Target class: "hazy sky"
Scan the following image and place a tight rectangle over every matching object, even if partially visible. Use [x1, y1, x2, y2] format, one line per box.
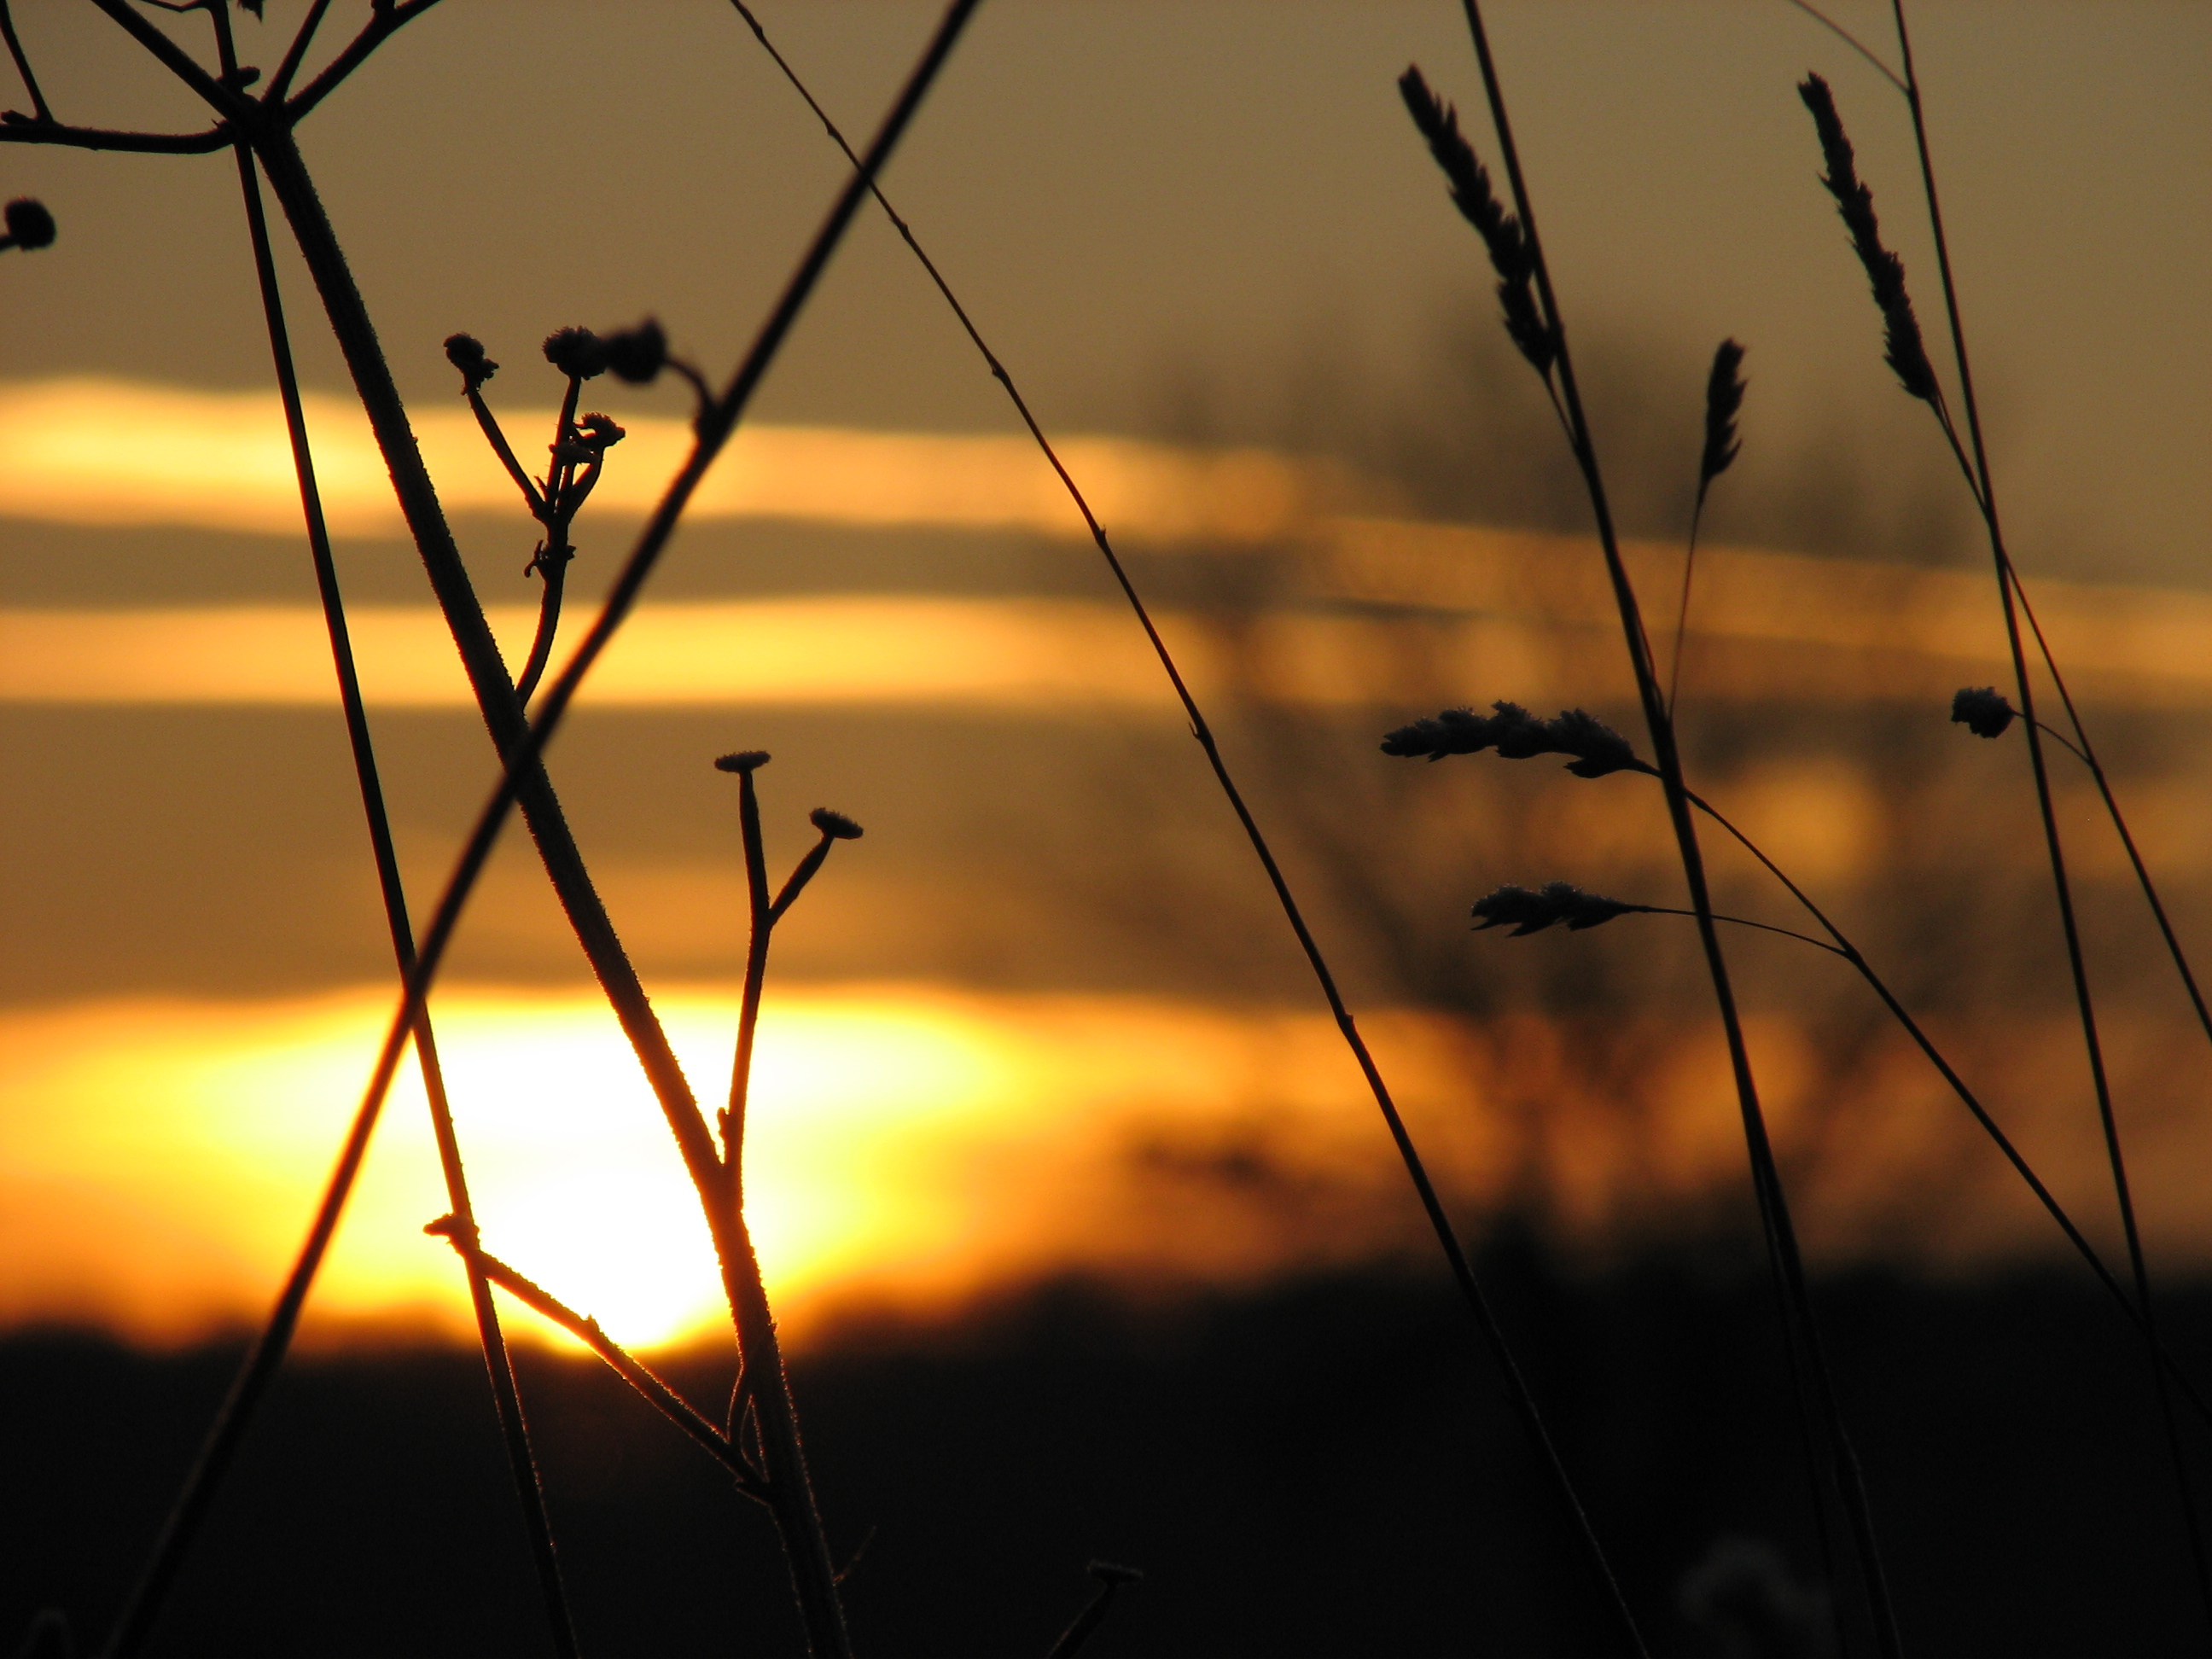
[3, 2, 2211, 1336]
[0, 0, 2205, 582]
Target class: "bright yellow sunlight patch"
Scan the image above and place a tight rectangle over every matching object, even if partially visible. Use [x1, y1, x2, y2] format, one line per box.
[0, 984, 1493, 1352]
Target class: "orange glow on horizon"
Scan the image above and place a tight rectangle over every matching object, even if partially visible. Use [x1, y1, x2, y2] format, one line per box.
[0, 983, 1494, 1353]
[4, 981, 2204, 1356]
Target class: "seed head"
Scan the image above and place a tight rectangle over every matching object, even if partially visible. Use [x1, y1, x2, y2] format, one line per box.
[810, 807, 864, 841]
[1547, 707, 1648, 778]
[1698, 339, 1747, 496]
[603, 319, 667, 385]
[1380, 705, 1499, 760]
[714, 749, 771, 774]
[443, 332, 497, 391]
[3, 197, 56, 252]
[1472, 881, 1640, 936]
[1381, 701, 1650, 777]
[1950, 686, 2016, 739]
[1087, 1561, 1145, 1586]
[1797, 74, 1941, 405]
[543, 327, 608, 380]
[1398, 66, 1553, 376]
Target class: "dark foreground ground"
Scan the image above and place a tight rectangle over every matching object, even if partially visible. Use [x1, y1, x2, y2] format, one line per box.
[7, 1237, 2211, 1657]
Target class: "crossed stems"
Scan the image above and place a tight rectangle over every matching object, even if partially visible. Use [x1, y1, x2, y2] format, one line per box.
[422, 777, 859, 1511]
[1422, 5, 1891, 1647]
[1802, 3, 2212, 1621]
[1481, 747, 2212, 1426]
[29, 2, 981, 1654]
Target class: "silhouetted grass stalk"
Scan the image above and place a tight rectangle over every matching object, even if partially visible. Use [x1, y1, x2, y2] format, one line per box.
[713, 9, 1644, 1647]
[1420, 5, 1900, 1648]
[1797, 6, 2212, 1620]
[1387, 699, 2212, 1423]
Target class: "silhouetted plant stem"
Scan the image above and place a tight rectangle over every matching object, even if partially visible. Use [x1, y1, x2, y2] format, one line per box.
[204, 12, 976, 1653]
[0, 0, 50, 124]
[1042, 1562, 1144, 1659]
[222, 72, 582, 1659]
[1680, 789, 2212, 1414]
[718, 11, 1644, 1645]
[1875, 0, 2212, 1624]
[727, 765, 774, 1185]
[2027, 715, 2212, 1050]
[87, 5, 975, 1652]
[447, 1238, 767, 1494]
[247, 119, 724, 1196]
[1441, 3, 1900, 1648]
[102, 60, 573, 1659]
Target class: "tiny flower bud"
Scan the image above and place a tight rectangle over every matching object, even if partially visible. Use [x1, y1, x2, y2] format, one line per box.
[603, 319, 667, 385]
[1950, 686, 2016, 740]
[715, 749, 771, 773]
[810, 807, 864, 841]
[543, 327, 609, 380]
[443, 332, 498, 389]
[3, 198, 56, 252]
[575, 413, 626, 449]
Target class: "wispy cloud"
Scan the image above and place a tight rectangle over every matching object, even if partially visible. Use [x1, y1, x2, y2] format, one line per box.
[0, 377, 1355, 543]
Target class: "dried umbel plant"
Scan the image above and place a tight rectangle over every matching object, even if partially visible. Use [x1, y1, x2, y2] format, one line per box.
[443, 321, 682, 703]
[1, 3, 987, 1653]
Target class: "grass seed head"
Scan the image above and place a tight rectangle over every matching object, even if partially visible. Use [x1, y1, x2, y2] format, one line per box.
[810, 807, 864, 841]
[1796, 74, 1941, 405]
[1473, 881, 1639, 936]
[1951, 686, 2017, 739]
[715, 749, 771, 774]
[1699, 339, 1747, 492]
[1397, 66, 1554, 375]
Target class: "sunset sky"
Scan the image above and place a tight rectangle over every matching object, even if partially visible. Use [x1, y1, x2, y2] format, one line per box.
[2, 0, 2208, 1355]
